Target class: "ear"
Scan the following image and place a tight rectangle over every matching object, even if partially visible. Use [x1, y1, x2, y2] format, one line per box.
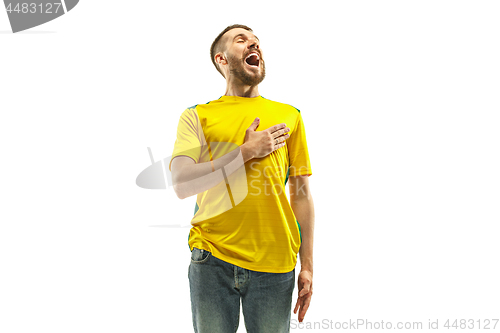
[215, 53, 227, 66]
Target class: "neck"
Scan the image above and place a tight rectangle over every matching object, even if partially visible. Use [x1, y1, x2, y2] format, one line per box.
[224, 79, 260, 97]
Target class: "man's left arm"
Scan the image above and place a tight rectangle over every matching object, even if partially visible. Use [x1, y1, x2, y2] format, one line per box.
[289, 175, 314, 323]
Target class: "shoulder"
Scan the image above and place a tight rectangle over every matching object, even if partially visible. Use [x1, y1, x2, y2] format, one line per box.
[181, 98, 213, 115]
[184, 95, 218, 109]
[178, 105, 202, 125]
[261, 96, 301, 114]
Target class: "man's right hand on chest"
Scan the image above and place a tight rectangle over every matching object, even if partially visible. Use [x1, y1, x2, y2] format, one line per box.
[241, 117, 290, 161]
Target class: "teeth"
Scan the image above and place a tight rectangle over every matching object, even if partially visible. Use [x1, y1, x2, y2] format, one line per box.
[246, 52, 260, 60]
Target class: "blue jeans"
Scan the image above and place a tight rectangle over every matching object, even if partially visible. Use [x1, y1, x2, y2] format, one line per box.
[188, 247, 295, 333]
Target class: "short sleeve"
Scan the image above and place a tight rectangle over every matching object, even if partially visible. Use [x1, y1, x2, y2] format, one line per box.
[168, 107, 205, 171]
[287, 111, 312, 177]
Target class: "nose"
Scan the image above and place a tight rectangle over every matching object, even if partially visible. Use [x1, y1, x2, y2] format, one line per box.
[249, 39, 259, 50]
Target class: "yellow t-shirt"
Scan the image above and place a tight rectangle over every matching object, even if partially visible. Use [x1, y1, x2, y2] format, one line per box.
[169, 95, 312, 273]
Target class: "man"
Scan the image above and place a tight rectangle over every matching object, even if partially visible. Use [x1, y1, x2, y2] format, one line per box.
[169, 24, 314, 332]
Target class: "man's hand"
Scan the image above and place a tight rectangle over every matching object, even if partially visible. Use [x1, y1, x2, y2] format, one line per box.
[242, 118, 290, 159]
[294, 270, 313, 322]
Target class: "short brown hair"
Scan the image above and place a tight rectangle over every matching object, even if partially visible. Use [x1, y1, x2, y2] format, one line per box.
[210, 24, 253, 78]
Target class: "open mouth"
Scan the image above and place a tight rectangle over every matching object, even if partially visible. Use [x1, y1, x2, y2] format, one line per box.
[245, 52, 260, 67]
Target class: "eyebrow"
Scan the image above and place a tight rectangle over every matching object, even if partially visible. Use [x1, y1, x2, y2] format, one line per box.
[233, 33, 259, 42]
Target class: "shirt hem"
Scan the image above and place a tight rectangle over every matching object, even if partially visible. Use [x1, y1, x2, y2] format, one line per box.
[289, 169, 312, 177]
[191, 244, 297, 273]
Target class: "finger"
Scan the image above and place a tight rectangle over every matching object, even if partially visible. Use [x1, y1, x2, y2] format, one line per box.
[274, 134, 289, 145]
[299, 305, 307, 322]
[272, 126, 290, 139]
[273, 142, 286, 151]
[266, 123, 287, 135]
[247, 117, 260, 131]
[293, 298, 300, 314]
[299, 297, 311, 321]
[281, 134, 291, 141]
[294, 297, 302, 314]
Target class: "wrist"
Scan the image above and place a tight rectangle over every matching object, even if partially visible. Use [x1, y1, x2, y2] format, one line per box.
[240, 143, 255, 163]
[301, 266, 313, 275]
[300, 260, 313, 275]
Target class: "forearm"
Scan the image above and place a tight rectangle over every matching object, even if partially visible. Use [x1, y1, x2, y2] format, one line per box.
[291, 196, 315, 274]
[175, 143, 255, 199]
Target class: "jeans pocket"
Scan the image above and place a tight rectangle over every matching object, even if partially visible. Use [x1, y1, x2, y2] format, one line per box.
[190, 247, 211, 264]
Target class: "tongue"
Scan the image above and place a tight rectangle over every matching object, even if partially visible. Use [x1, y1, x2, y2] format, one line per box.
[246, 54, 259, 66]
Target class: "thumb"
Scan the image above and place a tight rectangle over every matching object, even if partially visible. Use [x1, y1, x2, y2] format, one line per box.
[247, 117, 260, 131]
[299, 281, 311, 297]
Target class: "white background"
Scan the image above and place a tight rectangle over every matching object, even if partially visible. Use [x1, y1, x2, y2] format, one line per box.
[1, 1, 499, 332]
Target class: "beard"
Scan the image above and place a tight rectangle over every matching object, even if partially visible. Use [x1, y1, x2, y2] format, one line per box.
[227, 52, 266, 86]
